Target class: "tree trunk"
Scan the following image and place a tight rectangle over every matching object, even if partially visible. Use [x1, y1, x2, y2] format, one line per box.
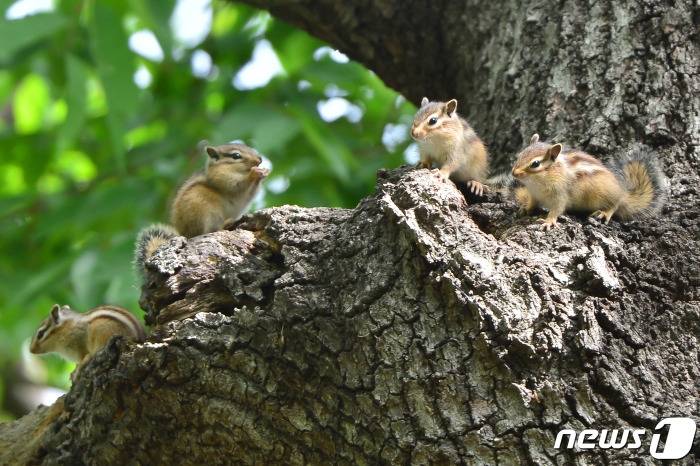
[240, 0, 699, 179]
[2, 0, 698, 464]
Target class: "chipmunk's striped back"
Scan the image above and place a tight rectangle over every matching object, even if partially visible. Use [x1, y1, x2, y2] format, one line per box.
[561, 151, 606, 176]
[30, 304, 145, 367]
[87, 305, 146, 341]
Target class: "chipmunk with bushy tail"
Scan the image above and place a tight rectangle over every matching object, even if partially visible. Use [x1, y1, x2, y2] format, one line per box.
[511, 134, 667, 230]
[410, 97, 489, 195]
[30, 304, 145, 379]
[134, 142, 269, 274]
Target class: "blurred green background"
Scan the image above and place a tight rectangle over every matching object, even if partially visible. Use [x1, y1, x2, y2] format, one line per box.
[0, 0, 417, 418]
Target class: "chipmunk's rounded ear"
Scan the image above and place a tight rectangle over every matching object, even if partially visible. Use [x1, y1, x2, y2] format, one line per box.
[420, 97, 429, 107]
[445, 99, 458, 116]
[547, 143, 562, 160]
[50, 304, 61, 323]
[206, 146, 220, 160]
[529, 133, 540, 145]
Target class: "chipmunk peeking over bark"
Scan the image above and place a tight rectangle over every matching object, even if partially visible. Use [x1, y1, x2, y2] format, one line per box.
[411, 97, 489, 195]
[30, 304, 145, 380]
[511, 134, 666, 230]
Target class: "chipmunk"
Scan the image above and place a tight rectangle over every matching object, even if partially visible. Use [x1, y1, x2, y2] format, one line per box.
[30, 304, 145, 379]
[172, 142, 269, 237]
[411, 97, 489, 195]
[134, 142, 269, 274]
[511, 133, 666, 230]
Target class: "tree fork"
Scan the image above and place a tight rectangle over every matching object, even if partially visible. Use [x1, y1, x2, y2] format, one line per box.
[1, 167, 698, 464]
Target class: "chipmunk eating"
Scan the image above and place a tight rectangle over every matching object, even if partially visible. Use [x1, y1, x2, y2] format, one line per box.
[171, 142, 269, 238]
[134, 142, 269, 275]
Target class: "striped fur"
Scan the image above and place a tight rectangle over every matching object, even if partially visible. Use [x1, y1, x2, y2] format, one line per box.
[30, 304, 145, 364]
[171, 143, 266, 238]
[410, 97, 489, 192]
[86, 305, 146, 342]
[511, 134, 667, 228]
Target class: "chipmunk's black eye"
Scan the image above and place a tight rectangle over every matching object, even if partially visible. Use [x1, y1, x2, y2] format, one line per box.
[36, 328, 46, 340]
[530, 160, 541, 169]
[428, 117, 438, 126]
[227, 152, 242, 159]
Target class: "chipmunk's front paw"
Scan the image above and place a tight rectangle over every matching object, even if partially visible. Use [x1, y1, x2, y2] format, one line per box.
[590, 210, 613, 224]
[467, 180, 486, 196]
[538, 218, 558, 231]
[250, 167, 270, 180]
[432, 169, 450, 183]
[416, 160, 431, 169]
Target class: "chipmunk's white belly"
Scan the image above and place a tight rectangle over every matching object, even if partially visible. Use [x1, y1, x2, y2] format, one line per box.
[417, 140, 436, 161]
[222, 196, 251, 221]
[58, 345, 84, 363]
[222, 184, 261, 221]
[524, 180, 560, 211]
[418, 140, 464, 167]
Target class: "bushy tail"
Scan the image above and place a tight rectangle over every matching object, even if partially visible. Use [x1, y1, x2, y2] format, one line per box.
[134, 224, 178, 276]
[485, 171, 515, 188]
[612, 148, 667, 218]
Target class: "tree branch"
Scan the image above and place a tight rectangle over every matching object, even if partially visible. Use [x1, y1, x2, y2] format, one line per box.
[4, 168, 698, 464]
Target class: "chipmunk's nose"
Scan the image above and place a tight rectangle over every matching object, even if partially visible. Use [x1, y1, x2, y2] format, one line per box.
[254, 156, 262, 166]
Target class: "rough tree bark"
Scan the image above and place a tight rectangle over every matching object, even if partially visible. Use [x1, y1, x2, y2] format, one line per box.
[1, 0, 698, 464]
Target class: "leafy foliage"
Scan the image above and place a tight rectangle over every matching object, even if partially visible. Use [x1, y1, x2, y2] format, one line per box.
[0, 0, 415, 407]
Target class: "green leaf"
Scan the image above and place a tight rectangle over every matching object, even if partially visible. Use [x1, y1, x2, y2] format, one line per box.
[56, 55, 88, 154]
[89, 2, 139, 170]
[70, 249, 99, 308]
[275, 30, 318, 75]
[0, 0, 15, 13]
[0, 13, 68, 64]
[13, 74, 50, 134]
[211, 4, 240, 37]
[294, 111, 358, 183]
[0, 164, 27, 195]
[128, 0, 175, 58]
[55, 149, 97, 183]
[0, 70, 14, 104]
[251, 112, 300, 155]
[7, 255, 73, 308]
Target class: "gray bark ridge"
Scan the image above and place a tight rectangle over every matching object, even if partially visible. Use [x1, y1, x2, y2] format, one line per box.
[3, 167, 698, 465]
